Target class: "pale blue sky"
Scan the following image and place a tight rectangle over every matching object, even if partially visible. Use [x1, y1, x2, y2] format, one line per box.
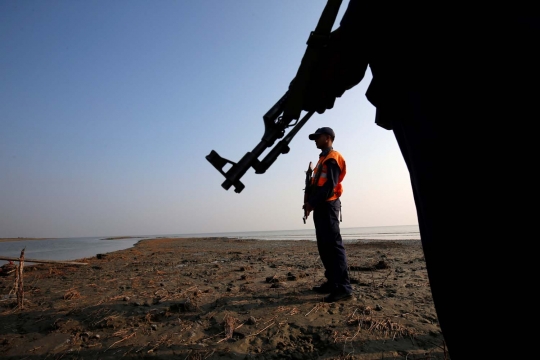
[0, 1, 418, 238]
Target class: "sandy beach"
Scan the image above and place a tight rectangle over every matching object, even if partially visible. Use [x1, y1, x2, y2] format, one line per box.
[0, 237, 447, 359]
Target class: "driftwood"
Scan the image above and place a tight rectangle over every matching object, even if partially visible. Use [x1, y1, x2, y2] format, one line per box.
[0, 256, 88, 265]
[15, 248, 25, 309]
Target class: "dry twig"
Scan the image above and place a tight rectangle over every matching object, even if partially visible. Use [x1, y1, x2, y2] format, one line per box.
[247, 322, 275, 337]
[305, 303, 322, 316]
[106, 331, 136, 350]
[147, 334, 171, 353]
[379, 269, 394, 287]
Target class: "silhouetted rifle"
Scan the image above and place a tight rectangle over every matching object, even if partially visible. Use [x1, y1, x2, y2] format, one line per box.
[303, 161, 314, 224]
[206, 0, 343, 193]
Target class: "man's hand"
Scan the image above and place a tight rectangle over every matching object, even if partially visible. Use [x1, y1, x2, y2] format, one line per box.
[293, 27, 369, 114]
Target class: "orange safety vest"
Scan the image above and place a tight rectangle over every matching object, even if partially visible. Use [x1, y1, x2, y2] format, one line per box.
[311, 150, 346, 201]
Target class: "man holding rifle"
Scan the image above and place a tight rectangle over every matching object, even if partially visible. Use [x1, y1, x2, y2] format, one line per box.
[292, 1, 538, 359]
[303, 127, 352, 303]
[207, 1, 537, 357]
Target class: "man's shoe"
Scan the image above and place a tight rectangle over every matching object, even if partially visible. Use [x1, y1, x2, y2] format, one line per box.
[312, 282, 334, 294]
[323, 290, 353, 303]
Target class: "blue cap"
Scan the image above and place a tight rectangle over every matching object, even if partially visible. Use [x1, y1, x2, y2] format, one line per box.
[309, 127, 335, 140]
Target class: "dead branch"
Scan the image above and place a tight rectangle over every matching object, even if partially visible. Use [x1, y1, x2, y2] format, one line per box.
[15, 248, 25, 309]
[0, 256, 87, 265]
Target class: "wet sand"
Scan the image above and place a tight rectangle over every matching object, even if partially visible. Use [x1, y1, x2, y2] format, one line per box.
[0, 237, 447, 359]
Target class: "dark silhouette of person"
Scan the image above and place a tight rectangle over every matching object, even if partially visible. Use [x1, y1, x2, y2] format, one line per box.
[295, 1, 539, 358]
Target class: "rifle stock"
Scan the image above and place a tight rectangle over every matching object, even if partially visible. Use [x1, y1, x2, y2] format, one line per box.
[206, 0, 342, 193]
[303, 161, 314, 223]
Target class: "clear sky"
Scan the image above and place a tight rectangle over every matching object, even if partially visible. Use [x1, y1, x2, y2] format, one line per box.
[0, 1, 418, 238]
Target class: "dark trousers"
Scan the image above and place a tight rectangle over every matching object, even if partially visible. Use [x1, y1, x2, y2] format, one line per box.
[313, 198, 352, 293]
[387, 21, 538, 358]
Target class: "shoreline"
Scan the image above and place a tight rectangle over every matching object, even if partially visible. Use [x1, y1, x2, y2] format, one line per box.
[0, 237, 443, 359]
[0, 237, 422, 264]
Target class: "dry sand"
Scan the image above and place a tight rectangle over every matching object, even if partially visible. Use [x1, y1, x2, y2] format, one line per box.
[0, 237, 448, 359]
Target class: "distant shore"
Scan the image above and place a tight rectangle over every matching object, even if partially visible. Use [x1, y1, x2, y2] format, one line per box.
[100, 236, 142, 240]
[0, 237, 57, 243]
[0, 236, 147, 243]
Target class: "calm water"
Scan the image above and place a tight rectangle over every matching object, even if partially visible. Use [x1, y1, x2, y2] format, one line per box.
[167, 225, 420, 242]
[0, 237, 145, 266]
[0, 225, 419, 266]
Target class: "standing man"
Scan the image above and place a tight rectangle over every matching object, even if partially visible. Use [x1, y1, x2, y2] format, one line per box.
[303, 127, 352, 303]
[292, 3, 538, 357]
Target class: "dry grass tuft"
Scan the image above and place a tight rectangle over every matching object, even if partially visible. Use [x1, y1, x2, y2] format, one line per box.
[48, 267, 65, 276]
[63, 288, 81, 300]
[347, 315, 416, 339]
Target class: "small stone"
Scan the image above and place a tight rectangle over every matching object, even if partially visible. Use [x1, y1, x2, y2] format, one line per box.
[287, 274, 297, 281]
[374, 260, 390, 269]
[151, 324, 158, 331]
[123, 296, 130, 301]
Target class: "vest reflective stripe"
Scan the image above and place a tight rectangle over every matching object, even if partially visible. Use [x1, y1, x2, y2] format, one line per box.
[311, 150, 346, 201]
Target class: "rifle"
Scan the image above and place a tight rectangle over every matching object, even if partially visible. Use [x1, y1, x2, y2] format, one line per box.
[206, 0, 343, 193]
[303, 161, 314, 223]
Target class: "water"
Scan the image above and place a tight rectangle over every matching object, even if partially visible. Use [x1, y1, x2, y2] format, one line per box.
[0, 225, 419, 265]
[0, 237, 145, 266]
[167, 225, 420, 242]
